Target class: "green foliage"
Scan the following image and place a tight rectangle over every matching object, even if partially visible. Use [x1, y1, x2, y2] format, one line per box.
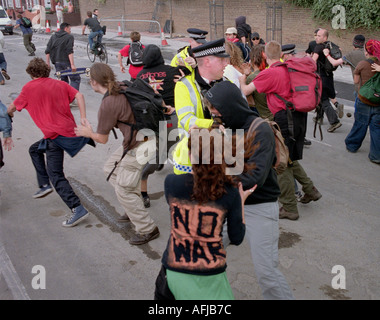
[286, 0, 380, 30]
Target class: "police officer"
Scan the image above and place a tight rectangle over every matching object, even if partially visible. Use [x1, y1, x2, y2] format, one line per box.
[170, 28, 208, 73]
[172, 38, 230, 175]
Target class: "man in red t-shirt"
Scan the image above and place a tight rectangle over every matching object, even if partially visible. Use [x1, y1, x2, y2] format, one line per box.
[8, 58, 90, 228]
[240, 41, 321, 221]
[117, 31, 145, 80]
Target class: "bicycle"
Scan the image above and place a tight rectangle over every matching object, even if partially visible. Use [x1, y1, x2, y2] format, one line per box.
[87, 36, 108, 64]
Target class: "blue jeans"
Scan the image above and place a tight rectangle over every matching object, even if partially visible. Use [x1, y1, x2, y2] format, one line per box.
[345, 97, 380, 162]
[89, 30, 103, 50]
[29, 139, 81, 209]
[55, 62, 81, 91]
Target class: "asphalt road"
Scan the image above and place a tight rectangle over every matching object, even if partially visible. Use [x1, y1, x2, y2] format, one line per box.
[0, 32, 379, 301]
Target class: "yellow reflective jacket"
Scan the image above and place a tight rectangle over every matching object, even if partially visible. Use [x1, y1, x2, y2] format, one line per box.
[170, 46, 193, 73]
[172, 71, 213, 174]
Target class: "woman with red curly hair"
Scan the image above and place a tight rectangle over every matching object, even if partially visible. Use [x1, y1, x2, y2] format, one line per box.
[155, 129, 256, 300]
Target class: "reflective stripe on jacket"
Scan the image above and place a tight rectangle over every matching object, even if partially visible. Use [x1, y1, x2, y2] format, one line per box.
[172, 72, 213, 174]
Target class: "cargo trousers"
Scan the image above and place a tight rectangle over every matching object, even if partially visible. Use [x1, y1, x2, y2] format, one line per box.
[103, 140, 157, 235]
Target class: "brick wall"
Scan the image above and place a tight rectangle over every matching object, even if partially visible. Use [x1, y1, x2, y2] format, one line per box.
[78, 0, 380, 53]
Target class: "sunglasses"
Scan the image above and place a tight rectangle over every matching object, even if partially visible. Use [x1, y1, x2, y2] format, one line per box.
[252, 37, 259, 40]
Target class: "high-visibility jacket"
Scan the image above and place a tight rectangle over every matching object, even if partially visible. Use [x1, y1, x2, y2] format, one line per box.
[172, 71, 213, 174]
[170, 46, 193, 73]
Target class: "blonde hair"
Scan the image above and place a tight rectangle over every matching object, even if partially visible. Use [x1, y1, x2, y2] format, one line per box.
[265, 40, 281, 60]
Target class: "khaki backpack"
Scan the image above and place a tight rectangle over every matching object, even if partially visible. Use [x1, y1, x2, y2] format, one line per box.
[248, 117, 289, 174]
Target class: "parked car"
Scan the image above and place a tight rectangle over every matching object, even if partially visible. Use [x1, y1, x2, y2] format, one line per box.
[0, 6, 13, 35]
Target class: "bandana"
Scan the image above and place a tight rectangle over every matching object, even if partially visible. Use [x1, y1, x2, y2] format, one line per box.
[365, 39, 380, 60]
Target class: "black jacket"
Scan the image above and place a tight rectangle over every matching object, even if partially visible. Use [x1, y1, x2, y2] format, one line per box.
[205, 81, 280, 204]
[136, 44, 181, 107]
[235, 16, 252, 46]
[45, 30, 74, 64]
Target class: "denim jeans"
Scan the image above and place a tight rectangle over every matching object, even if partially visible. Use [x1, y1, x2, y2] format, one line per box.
[345, 97, 380, 162]
[29, 139, 81, 209]
[55, 62, 81, 91]
[89, 30, 103, 50]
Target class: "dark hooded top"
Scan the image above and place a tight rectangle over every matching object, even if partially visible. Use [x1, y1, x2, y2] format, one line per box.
[205, 81, 280, 204]
[45, 30, 74, 64]
[235, 16, 252, 45]
[137, 44, 181, 107]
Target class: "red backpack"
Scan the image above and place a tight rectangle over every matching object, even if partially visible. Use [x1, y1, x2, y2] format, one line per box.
[275, 57, 322, 112]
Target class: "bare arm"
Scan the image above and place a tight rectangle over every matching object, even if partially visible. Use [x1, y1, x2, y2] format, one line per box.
[74, 119, 109, 144]
[118, 53, 126, 73]
[68, 53, 76, 72]
[75, 92, 86, 123]
[323, 48, 343, 67]
[239, 74, 257, 96]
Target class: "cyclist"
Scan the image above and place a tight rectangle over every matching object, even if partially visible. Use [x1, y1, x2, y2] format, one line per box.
[82, 11, 103, 54]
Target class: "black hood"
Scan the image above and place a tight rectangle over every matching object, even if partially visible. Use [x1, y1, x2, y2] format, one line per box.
[235, 16, 252, 34]
[142, 44, 164, 68]
[204, 81, 255, 129]
[55, 30, 70, 38]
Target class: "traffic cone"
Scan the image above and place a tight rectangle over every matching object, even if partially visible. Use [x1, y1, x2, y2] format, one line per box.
[45, 20, 51, 33]
[56, 21, 60, 32]
[117, 22, 122, 36]
[161, 29, 168, 46]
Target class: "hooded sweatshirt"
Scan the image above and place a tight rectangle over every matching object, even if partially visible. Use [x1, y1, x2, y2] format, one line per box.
[45, 30, 74, 64]
[137, 44, 181, 107]
[205, 81, 280, 205]
[235, 16, 252, 45]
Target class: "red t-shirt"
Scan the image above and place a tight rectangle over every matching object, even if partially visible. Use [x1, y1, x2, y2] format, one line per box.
[14, 77, 78, 139]
[119, 43, 145, 79]
[253, 61, 292, 115]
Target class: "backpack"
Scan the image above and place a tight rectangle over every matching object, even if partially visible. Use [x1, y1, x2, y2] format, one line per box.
[248, 117, 289, 175]
[106, 78, 165, 181]
[275, 57, 322, 113]
[358, 60, 380, 106]
[21, 17, 32, 28]
[323, 41, 342, 73]
[128, 41, 144, 67]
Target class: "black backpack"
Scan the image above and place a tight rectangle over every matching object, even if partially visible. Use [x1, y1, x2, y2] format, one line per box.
[21, 17, 32, 28]
[106, 78, 165, 181]
[128, 41, 144, 67]
[323, 41, 342, 73]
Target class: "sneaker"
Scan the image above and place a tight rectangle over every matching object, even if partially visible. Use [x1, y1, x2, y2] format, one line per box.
[300, 186, 322, 204]
[327, 122, 342, 133]
[304, 138, 312, 147]
[336, 103, 344, 118]
[129, 226, 160, 245]
[33, 184, 53, 199]
[1, 69, 10, 80]
[28, 52, 35, 56]
[117, 213, 130, 222]
[279, 207, 299, 221]
[62, 204, 89, 227]
[143, 195, 151, 208]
